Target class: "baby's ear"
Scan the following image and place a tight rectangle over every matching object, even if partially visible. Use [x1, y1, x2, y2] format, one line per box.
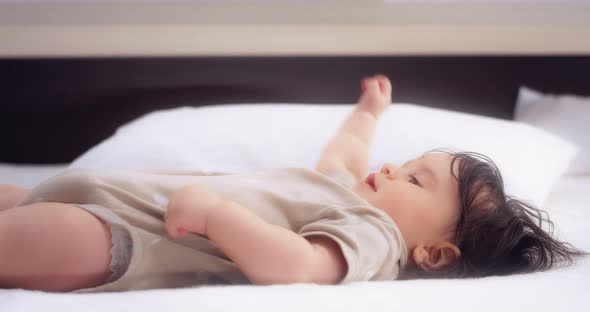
[413, 242, 461, 272]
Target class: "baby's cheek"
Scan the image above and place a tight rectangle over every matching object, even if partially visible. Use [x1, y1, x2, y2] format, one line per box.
[375, 191, 395, 211]
[393, 195, 425, 225]
[378, 192, 406, 219]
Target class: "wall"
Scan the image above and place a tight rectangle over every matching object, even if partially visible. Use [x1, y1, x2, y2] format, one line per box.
[0, 0, 589, 57]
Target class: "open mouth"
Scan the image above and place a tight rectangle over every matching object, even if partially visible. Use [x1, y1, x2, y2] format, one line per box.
[365, 173, 377, 192]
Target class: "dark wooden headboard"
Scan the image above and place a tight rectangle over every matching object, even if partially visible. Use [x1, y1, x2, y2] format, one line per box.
[1, 55, 589, 164]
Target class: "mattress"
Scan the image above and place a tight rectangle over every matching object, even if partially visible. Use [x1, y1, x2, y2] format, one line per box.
[0, 164, 588, 312]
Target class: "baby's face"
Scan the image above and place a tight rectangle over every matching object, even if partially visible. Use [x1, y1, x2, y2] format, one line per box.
[352, 153, 461, 250]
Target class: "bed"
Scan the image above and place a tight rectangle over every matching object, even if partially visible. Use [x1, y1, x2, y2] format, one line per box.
[0, 55, 589, 311]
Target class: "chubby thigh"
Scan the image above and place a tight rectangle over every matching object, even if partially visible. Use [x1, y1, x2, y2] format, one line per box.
[0, 202, 113, 292]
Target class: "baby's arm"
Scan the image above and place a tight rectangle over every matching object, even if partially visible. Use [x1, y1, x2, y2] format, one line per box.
[164, 185, 347, 285]
[316, 75, 392, 181]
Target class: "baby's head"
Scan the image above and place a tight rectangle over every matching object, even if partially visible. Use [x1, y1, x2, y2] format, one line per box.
[352, 149, 586, 278]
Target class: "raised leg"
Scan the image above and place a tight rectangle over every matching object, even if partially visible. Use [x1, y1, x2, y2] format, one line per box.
[0, 202, 113, 292]
[0, 184, 30, 212]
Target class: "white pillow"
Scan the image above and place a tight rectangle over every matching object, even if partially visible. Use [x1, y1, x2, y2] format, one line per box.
[516, 87, 590, 175]
[71, 103, 578, 208]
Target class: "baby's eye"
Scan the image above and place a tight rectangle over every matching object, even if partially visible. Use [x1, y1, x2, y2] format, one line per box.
[409, 175, 421, 187]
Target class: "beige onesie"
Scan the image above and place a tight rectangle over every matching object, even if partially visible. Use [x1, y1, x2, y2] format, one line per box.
[16, 167, 407, 292]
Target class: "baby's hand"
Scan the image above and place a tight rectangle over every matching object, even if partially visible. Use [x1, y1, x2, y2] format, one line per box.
[357, 74, 392, 118]
[164, 184, 222, 238]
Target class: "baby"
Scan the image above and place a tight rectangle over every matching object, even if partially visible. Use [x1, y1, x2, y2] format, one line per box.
[0, 75, 584, 293]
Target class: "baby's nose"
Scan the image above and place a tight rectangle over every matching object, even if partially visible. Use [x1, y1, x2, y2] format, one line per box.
[381, 163, 398, 178]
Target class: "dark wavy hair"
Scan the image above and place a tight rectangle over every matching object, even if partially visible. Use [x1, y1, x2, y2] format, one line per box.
[417, 149, 587, 278]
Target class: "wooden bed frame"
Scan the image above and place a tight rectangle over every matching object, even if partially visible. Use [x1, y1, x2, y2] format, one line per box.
[1, 55, 589, 164]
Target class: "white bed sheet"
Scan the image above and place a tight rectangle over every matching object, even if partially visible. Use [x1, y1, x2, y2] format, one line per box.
[0, 164, 588, 312]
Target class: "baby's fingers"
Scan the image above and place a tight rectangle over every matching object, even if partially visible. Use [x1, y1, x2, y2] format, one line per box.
[361, 77, 381, 95]
[166, 222, 187, 239]
[374, 74, 392, 98]
[164, 212, 187, 238]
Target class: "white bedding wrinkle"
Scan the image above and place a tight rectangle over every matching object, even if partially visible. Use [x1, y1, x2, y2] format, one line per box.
[1, 258, 588, 312]
[0, 163, 68, 188]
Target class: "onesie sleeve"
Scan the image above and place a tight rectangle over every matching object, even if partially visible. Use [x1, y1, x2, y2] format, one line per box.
[298, 207, 407, 283]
